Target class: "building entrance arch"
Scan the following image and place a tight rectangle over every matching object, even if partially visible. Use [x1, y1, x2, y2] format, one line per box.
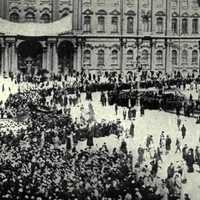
[58, 41, 74, 75]
[18, 40, 43, 74]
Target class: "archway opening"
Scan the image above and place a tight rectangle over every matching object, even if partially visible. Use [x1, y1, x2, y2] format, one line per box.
[58, 41, 74, 75]
[18, 40, 43, 74]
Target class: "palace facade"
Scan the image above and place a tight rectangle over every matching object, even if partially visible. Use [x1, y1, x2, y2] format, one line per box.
[0, 0, 200, 75]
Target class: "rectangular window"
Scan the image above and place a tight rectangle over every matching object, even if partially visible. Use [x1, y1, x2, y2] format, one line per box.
[192, 18, 198, 34]
[98, 17, 105, 32]
[172, 18, 178, 34]
[111, 17, 118, 33]
[157, 18, 163, 33]
[182, 19, 188, 34]
[84, 16, 91, 32]
[127, 17, 134, 33]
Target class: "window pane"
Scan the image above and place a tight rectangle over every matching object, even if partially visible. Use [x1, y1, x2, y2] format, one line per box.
[182, 19, 188, 34]
[172, 50, 177, 65]
[172, 18, 177, 34]
[192, 19, 198, 33]
[98, 17, 105, 32]
[127, 17, 134, 33]
[112, 17, 118, 33]
[192, 50, 198, 64]
[98, 50, 104, 65]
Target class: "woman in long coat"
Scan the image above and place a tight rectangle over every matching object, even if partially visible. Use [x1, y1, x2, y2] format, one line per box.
[87, 121, 96, 147]
[186, 148, 195, 173]
[129, 122, 135, 137]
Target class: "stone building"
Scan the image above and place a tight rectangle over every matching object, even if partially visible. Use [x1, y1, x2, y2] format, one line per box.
[0, 0, 200, 76]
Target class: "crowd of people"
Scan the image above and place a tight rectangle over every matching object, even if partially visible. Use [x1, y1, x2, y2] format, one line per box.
[0, 71, 200, 199]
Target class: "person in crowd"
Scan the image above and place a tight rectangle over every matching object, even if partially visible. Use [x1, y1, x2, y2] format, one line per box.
[123, 108, 127, 120]
[185, 148, 195, 173]
[0, 71, 198, 200]
[177, 117, 181, 130]
[181, 124, 186, 139]
[115, 104, 118, 116]
[129, 122, 135, 138]
[182, 144, 188, 161]
[165, 135, 172, 154]
[175, 138, 181, 153]
[167, 163, 175, 179]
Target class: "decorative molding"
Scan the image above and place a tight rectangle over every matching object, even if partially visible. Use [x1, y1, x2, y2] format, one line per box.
[82, 9, 94, 15]
[40, 7, 51, 14]
[109, 9, 120, 15]
[125, 10, 136, 16]
[155, 11, 165, 16]
[96, 9, 107, 15]
[192, 13, 200, 17]
[24, 7, 37, 13]
[181, 12, 189, 17]
[9, 7, 21, 13]
[172, 12, 179, 17]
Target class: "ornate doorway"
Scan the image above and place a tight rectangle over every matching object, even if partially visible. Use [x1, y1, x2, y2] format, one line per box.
[58, 41, 74, 74]
[18, 41, 43, 74]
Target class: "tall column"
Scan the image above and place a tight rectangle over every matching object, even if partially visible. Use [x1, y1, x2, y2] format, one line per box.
[4, 42, 9, 74]
[46, 43, 51, 72]
[8, 41, 17, 73]
[76, 38, 84, 73]
[150, 39, 153, 71]
[74, 43, 82, 72]
[42, 47, 47, 70]
[52, 42, 58, 74]
[1, 46, 5, 74]
[13, 45, 18, 74]
[166, 40, 172, 73]
[120, 38, 127, 73]
[151, 40, 156, 71]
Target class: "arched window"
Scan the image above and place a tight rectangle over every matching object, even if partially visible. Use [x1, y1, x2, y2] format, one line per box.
[25, 12, 35, 22]
[182, 50, 188, 64]
[192, 50, 198, 65]
[156, 50, 163, 65]
[84, 16, 91, 32]
[127, 17, 134, 33]
[98, 50, 105, 65]
[98, 16, 105, 32]
[111, 50, 118, 65]
[127, 49, 134, 65]
[111, 17, 118, 33]
[41, 13, 50, 23]
[182, 18, 188, 34]
[172, 18, 178, 34]
[83, 50, 91, 65]
[157, 18, 163, 33]
[192, 18, 198, 34]
[172, 50, 178, 65]
[142, 50, 149, 64]
[10, 13, 19, 22]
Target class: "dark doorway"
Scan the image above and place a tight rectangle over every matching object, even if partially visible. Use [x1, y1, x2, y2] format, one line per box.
[18, 41, 43, 74]
[58, 41, 74, 74]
